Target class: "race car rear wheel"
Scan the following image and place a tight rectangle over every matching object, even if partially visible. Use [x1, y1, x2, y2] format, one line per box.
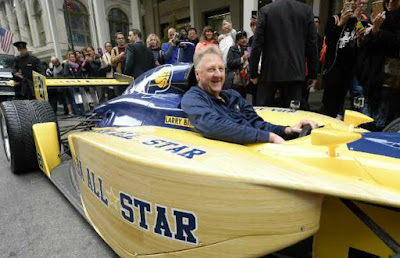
[0, 100, 57, 174]
[383, 118, 400, 133]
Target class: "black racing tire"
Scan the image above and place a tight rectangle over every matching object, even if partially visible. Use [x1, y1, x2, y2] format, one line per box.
[0, 100, 57, 174]
[383, 118, 400, 133]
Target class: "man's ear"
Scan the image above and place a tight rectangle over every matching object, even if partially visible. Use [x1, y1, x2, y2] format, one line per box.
[195, 69, 200, 82]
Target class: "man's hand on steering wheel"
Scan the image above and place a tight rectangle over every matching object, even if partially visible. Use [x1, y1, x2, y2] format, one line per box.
[284, 120, 319, 136]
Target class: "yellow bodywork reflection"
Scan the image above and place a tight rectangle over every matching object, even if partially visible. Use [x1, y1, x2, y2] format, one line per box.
[33, 122, 61, 177]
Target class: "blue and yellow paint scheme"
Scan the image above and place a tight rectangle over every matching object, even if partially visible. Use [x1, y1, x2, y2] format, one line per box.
[29, 63, 400, 257]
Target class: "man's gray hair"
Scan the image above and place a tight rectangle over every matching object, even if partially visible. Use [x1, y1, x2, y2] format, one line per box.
[194, 46, 223, 71]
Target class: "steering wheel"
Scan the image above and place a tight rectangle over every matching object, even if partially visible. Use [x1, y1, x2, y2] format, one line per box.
[298, 125, 312, 138]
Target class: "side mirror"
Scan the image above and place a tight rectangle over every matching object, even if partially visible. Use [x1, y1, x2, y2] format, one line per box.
[311, 128, 361, 157]
[344, 110, 374, 127]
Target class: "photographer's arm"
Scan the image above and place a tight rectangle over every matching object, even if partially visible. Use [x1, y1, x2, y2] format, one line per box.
[163, 42, 176, 62]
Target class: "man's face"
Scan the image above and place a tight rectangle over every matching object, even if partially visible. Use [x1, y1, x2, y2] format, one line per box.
[51, 59, 59, 66]
[128, 31, 137, 43]
[116, 34, 125, 46]
[168, 29, 176, 40]
[18, 48, 28, 56]
[356, 0, 368, 13]
[387, 0, 400, 11]
[196, 53, 225, 97]
[188, 29, 198, 40]
[314, 17, 320, 31]
[222, 21, 232, 33]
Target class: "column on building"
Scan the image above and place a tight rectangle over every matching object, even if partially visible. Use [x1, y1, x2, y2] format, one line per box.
[25, 0, 40, 47]
[130, 0, 142, 32]
[92, 0, 109, 49]
[15, 0, 32, 46]
[142, 0, 157, 37]
[87, 0, 98, 49]
[4, 0, 21, 41]
[152, 0, 161, 36]
[43, 0, 61, 58]
[313, 0, 321, 16]
[189, 0, 195, 28]
[0, 2, 8, 30]
[37, 0, 52, 46]
[52, 0, 69, 58]
[243, 0, 258, 38]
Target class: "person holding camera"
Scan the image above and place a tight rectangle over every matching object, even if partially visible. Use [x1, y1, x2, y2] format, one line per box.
[359, 0, 400, 129]
[321, 0, 368, 119]
[82, 46, 101, 78]
[162, 27, 180, 64]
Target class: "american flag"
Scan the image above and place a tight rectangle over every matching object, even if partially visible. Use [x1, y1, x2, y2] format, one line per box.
[0, 27, 13, 53]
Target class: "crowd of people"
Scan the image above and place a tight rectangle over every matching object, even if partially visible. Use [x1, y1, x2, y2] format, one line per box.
[11, 0, 400, 129]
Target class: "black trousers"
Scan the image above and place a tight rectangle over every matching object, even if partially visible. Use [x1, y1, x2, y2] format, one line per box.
[322, 65, 353, 117]
[256, 81, 304, 108]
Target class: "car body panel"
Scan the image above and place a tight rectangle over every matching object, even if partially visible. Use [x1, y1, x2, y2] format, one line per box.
[314, 197, 400, 258]
[68, 127, 323, 257]
[32, 122, 61, 177]
[26, 62, 400, 257]
[348, 132, 400, 159]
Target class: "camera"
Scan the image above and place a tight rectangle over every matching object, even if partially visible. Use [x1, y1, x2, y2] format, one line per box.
[173, 32, 185, 45]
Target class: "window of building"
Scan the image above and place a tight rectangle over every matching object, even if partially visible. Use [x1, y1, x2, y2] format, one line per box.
[34, 0, 46, 46]
[108, 8, 129, 45]
[63, 0, 92, 49]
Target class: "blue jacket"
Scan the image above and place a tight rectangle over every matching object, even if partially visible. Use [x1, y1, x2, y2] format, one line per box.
[162, 42, 179, 64]
[181, 86, 287, 144]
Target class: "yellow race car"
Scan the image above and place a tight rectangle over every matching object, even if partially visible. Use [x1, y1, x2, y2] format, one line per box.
[1, 64, 400, 257]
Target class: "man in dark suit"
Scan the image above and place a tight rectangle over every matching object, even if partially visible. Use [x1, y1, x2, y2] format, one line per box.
[249, 0, 318, 108]
[124, 29, 155, 78]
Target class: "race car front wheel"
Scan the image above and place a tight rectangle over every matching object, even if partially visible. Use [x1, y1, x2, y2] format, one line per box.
[383, 118, 400, 133]
[0, 100, 57, 174]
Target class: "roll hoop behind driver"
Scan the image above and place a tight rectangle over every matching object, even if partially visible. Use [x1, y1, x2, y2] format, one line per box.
[181, 46, 318, 144]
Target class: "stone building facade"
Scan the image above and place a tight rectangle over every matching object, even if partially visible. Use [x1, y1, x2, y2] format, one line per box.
[0, 0, 340, 61]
